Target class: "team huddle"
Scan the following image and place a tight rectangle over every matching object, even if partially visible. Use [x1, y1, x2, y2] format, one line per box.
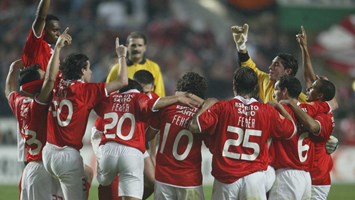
[5, 1, 339, 200]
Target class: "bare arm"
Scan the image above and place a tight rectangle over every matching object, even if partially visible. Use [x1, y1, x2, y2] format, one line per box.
[189, 98, 218, 133]
[296, 26, 316, 88]
[105, 37, 128, 93]
[268, 101, 293, 121]
[287, 101, 320, 134]
[5, 60, 24, 99]
[146, 127, 159, 143]
[37, 28, 71, 103]
[33, 0, 51, 37]
[153, 93, 204, 111]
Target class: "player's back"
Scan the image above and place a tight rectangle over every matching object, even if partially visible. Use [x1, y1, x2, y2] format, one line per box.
[270, 101, 330, 170]
[47, 79, 106, 150]
[152, 103, 203, 187]
[8, 92, 49, 162]
[95, 89, 154, 153]
[198, 96, 296, 183]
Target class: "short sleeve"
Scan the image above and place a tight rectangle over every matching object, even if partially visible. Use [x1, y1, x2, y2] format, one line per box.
[314, 113, 334, 140]
[197, 103, 220, 135]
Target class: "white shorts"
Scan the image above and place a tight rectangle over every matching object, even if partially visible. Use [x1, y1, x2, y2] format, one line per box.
[42, 143, 86, 200]
[20, 161, 62, 200]
[96, 142, 144, 199]
[212, 171, 267, 200]
[269, 168, 311, 200]
[154, 181, 204, 200]
[265, 165, 275, 192]
[311, 185, 330, 200]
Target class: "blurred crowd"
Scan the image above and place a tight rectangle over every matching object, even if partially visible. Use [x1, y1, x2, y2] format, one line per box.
[0, 0, 353, 145]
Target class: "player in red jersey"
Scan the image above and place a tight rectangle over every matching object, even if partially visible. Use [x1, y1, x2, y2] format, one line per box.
[133, 69, 158, 199]
[189, 67, 297, 200]
[93, 70, 158, 200]
[268, 76, 330, 200]
[145, 72, 207, 200]
[284, 78, 336, 200]
[22, 0, 61, 71]
[94, 78, 200, 200]
[42, 36, 128, 200]
[5, 29, 71, 200]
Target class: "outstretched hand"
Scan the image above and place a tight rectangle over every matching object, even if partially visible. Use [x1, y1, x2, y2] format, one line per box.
[296, 25, 308, 48]
[231, 23, 249, 51]
[56, 27, 72, 48]
[115, 37, 127, 58]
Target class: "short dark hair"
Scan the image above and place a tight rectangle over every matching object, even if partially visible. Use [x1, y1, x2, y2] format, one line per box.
[176, 72, 207, 99]
[19, 64, 41, 86]
[318, 79, 336, 101]
[233, 67, 258, 97]
[277, 53, 298, 76]
[45, 14, 59, 24]
[119, 79, 143, 93]
[126, 32, 147, 45]
[133, 70, 154, 85]
[278, 75, 302, 98]
[60, 53, 89, 80]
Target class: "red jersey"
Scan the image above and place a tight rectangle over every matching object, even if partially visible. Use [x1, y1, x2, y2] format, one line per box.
[94, 89, 158, 153]
[310, 113, 334, 185]
[197, 96, 296, 184]
[269, 101, 331, 171]
[47, 79, 107, 150]
[8, 92, 49, 162]
[22, 28, 52, 70]
[150, 103, 204, 187]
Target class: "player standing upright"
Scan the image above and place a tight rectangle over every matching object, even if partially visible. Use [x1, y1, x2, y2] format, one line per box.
[146, 72, 207, 200]
[42, 37, 128, 200]
[189, 67, 297, 200]
[5, 28, 71, 200]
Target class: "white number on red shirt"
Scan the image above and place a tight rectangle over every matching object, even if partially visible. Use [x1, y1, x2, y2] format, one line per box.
[24, 129, 42, 156]
[50, 100, 73, 127]
[103, 112, 135, 140]
[160, 123, 193, 161]
[298, 132, 310, 163]
[223, 126, 262, 161]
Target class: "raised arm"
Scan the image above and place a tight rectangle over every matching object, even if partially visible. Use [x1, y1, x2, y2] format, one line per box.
[37, 28, 71, 103]
[231, 24, 249, 54]
[105, 37, 128, 93]
[33, 0, 51, 37]
[296, 26, 316, 88]
[5, 60, 24, 99]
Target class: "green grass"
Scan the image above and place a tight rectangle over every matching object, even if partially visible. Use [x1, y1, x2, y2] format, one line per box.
[0, 184, 354, 200]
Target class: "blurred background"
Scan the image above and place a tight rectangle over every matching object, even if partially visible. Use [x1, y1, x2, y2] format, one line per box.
[0, 0, 354, 188]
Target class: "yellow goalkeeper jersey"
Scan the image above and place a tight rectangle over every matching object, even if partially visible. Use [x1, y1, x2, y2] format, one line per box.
[106, 58, 165, 97]
[241, 56, 306, 103]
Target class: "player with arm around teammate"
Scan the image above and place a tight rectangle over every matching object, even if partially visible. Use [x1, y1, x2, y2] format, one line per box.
[284, 78, 336, 200]
[42, 37, 128, 200]
[94, 78, 200, 200]
[5, 29, 71, 200]
[145, 72, 207, 200]
[189, 67, 297, 200]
